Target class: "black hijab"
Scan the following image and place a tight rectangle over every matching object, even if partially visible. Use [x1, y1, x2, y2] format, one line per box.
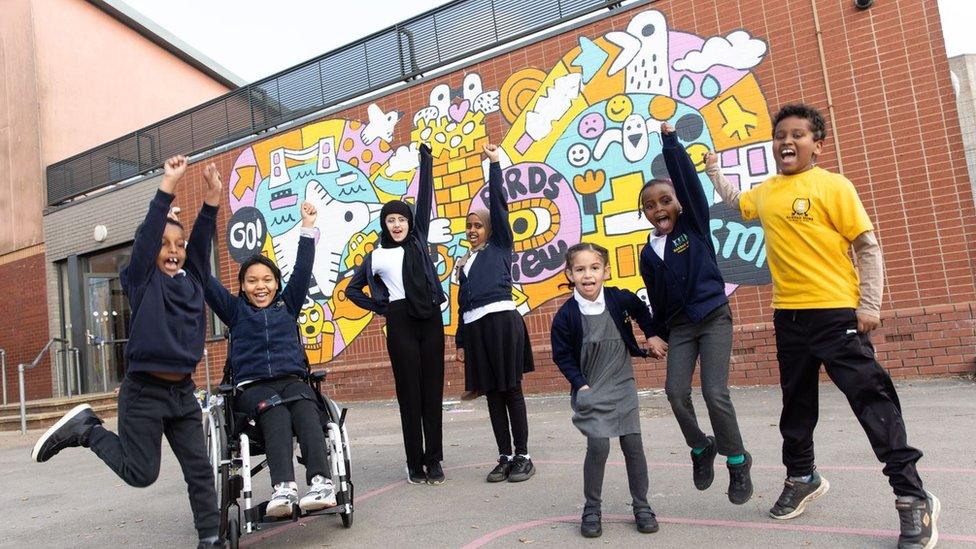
[380, 200, 434, 319]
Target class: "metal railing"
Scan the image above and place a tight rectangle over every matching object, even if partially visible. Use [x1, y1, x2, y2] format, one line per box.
[1, 348, 7, 406]
[46, 0, 619, 206]
[19, 338, 79, 434]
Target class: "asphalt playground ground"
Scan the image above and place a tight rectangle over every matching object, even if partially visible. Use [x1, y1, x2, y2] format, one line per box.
[2, 378, 975, 548]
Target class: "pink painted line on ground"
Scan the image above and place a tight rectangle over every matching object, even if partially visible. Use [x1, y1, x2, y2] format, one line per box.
[461, 514, 976, 548]
[242, 459, 975, 546]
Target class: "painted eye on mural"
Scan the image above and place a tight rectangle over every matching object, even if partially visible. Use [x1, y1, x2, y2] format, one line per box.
[642, 24, 655, 36]
[510, 206, 553, 244]
[298, 313, 308, 324]
[309, 309, 321, 323]
[345, 210, 353, 222]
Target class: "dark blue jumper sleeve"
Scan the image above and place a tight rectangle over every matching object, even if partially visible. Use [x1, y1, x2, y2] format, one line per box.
[281, 235, 315, 316]
[183, 203, 219, 284]
[661, 132, 711, 241]
[346, 259, 381, 314]
[413, 143, 434, 244]
[638, 255, 668, 340]
[486, 162, 513, 250]
[551, 309, 587, 391]
[204, 276, 238, 328]
[121, 189, 175, 291]
[622, 288, 655, 339]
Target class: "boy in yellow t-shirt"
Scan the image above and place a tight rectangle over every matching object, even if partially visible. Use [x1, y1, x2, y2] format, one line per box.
[707, 104, 938, 549]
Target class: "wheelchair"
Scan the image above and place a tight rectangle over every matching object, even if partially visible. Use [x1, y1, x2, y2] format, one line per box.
[201, 356, 354, 548]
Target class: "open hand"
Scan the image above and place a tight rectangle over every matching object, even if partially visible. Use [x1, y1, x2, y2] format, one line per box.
[300, 201, 318, 228]
[202, 162, 222, 206]
[483, 143, 500, 163]
[660, 122, 675, 135]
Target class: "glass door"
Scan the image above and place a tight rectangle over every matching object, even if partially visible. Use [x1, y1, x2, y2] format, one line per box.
[85, 275, 129, 393]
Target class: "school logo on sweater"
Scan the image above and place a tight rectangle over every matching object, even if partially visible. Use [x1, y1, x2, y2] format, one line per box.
[788, 197, 813, 223]
[671, 233, 690, 254]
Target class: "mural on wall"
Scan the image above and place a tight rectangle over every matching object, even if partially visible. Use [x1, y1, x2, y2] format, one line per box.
[225, 9, 774, 364]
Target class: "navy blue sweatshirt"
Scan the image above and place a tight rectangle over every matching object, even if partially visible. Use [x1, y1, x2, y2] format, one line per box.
[638, 133, 728, 341]
[121, 189, 217, 375]
[205, 234, 314, 384]
[455, 161, 513, 347]
[550, 286, 654, 393]
[347, 145, 446, 315]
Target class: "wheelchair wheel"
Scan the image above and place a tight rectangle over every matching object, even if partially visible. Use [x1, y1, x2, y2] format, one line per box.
[204, 404, 230, 537]
[340, 481, 354, 528]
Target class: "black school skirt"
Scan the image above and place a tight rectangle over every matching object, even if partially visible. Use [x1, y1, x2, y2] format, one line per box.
[463, 309, 535, 392]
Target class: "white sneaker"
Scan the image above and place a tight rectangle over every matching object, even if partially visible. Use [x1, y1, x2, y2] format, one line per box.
[299, 475, 337, 511]
[265, 482, 298, 518]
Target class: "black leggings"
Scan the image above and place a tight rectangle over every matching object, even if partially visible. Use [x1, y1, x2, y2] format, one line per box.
[385, 300, 445, 470]
[236, 377, 330, 486]
[485, 386, 529, 456]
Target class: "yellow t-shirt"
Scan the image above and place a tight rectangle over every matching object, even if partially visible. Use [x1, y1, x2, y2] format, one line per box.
[739, 167, 873, 309]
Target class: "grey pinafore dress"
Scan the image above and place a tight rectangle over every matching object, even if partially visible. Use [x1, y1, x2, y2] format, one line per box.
[571, 310, 642, 438]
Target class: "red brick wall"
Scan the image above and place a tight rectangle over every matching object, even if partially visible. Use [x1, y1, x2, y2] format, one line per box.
[172, 0, 976, 398]
[0, 252, 53, 400]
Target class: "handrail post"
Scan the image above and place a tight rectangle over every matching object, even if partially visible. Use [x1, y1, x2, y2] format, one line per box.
[203, 348, 211, 396]
[1, 348, 7, 406]
[72, 348, 81, 395]
[100, 341, 109, 393]
[18, 363, 26, 434]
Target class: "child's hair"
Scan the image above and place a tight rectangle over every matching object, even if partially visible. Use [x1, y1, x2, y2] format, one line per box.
[166, 219, 185, 231]
[561, 242, 611, 289]
[635, 178, 674, 217]
[772, 103, 826, 141]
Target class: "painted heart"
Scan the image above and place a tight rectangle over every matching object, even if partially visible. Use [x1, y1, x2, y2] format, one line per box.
[448, 100, 470, 123]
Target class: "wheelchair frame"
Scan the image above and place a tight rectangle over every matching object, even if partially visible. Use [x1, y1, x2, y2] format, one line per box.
[202, 369, 354, 547]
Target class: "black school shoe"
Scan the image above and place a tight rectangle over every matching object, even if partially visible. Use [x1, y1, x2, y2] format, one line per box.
[769, 472, 830, 520]
[31, 404, 103, 462]
[896, 491, 940, 549]
[486, 456, 512, 482]
[691, 436, 717, 490]
[508, 454, 535, 482]
[635, 509, 659, 534]
[580, 512, 602, 538]
[406, 465, 426, 485]
[426, 462, 446, 485]
[727, 451, 754, 504]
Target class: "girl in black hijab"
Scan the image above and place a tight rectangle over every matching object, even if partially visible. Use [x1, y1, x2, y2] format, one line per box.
[347, 143, 447, 485]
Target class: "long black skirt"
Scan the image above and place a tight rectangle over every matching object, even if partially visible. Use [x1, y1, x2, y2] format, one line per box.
[463, 309, 534, 392]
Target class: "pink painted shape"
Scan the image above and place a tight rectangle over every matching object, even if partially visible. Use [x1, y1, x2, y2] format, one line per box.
[721, 149, 739, 167]
[668, 31, 752, 109]
[514, 133, 534, 154]
[269, 195, 298, 210]
[228, 147, 259, 211]
[448, 100, 470, 123]
[725, 282, 739, 296]
[748, 146, 768, 176]
[337, 121, 394, 177]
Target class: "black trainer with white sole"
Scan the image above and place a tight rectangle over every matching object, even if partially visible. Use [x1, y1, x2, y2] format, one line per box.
[31, 404, 103, 463]
[769, 472, 830, 520]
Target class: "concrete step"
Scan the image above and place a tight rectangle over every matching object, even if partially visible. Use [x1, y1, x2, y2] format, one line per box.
[0, 393, 119, 432]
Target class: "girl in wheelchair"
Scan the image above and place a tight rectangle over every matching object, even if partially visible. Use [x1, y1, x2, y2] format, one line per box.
[205, 201, 335, 518]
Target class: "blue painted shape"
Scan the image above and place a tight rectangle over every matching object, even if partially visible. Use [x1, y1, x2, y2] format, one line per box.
[571, 37, 609, 84]
[701, 75, 721, 99]
[677, 76, 695, 98]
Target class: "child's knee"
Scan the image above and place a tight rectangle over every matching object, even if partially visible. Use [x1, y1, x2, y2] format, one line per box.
[126, 466, 161, 488]
[665, 382, 691, 401]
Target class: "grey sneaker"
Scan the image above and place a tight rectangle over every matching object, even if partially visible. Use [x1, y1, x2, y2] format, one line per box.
[299, 475, 337, 511]
[266, 482, 298, 518]
[896, 491, 940, 549]
[769, 472, 830, 519]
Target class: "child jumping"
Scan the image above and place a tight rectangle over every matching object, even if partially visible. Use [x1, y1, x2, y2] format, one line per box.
[638, 122, 752, 504]
[454, 143, 536, 483]
[205, 201, 337, 518]
[551, 243, 658, 538]
[707, 103, 938, 549]
[347, 143, 447, 485]
[32, 155, 223, 548]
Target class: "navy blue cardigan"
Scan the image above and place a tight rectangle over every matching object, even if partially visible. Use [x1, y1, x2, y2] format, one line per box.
[347, 144, 446, 315]
[121, 190, 217, 375]
[550, 286, 654, 393]
[638, 132, 728, 341]
[205, 234, 314, 384]
[455, 161, 513, 347]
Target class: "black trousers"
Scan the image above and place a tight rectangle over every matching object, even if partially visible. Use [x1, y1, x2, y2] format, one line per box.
[583, 434, 650, 515]
[88, 372, 219, 539]
[485, 386, 529, 456]
[385, 300, 445, 470]
[774, 308, 925, 498]
[236, 377, 330, 485]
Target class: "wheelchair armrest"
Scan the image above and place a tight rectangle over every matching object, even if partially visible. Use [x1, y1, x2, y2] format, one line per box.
[310, 370, 327, 383]
[217, 383, 235, 395]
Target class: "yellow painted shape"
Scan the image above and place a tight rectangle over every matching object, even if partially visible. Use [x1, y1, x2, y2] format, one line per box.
[500, 68, 548, 123]
[449, 184, 470, 202]
[232, 166, 256, 200]
[448, 158, 467, 173]
[699, 74, 772, 151]
[606, 94, 633, 122]
[686, 143, 710, 172]
[649, 95, 678, 121]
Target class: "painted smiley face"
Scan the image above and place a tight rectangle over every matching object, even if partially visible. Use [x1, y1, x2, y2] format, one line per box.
[606, 94, 634, 123]
[578, 113, 606, 139]
[567, 143, 592, 167]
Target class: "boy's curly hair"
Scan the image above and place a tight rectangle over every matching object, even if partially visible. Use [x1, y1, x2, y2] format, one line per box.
[772, 103, 826, 141]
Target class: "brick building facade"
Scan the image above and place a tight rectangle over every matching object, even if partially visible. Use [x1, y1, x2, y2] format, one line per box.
[40, 0, 975, 402]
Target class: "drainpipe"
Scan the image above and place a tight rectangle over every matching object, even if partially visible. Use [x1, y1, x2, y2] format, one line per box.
[811, 0, 845, 173]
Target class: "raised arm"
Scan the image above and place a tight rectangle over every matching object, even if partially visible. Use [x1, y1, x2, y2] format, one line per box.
[705, 152, 742, 212]
[413, 143, 434, 243]
[483, 143, 513, 249]
[184, 162, 221, 283]
[661, 124, 710, 238]
[121, 156, 185, 289]
[205, 275, 238, 327]
[281, 203, 318, 315]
